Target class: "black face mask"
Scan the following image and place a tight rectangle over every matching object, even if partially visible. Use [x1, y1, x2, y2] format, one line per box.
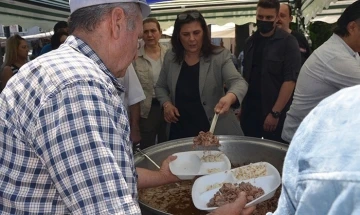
[256, 20, 275, 34]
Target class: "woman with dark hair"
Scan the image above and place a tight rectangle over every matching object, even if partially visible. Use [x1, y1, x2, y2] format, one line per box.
[51, 31, 69, 50]
[155, 10, 248, 140]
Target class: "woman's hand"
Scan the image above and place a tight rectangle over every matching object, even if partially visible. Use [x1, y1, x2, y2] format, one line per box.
[163, 102, 180, 123]
[215, 93, 237, 115]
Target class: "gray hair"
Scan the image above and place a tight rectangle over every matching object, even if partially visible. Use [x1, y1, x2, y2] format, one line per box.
[69, 3, 140, 34]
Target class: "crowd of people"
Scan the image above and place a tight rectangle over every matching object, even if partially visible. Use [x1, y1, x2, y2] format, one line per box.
[0, 0, 359, 214]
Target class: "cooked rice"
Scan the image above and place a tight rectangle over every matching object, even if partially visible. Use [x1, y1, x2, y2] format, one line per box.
[232, 162, 267, 180]
[201, 151, 223, 162]
[207, 168, 221, 174]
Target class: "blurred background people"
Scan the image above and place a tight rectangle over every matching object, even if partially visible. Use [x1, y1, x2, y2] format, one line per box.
[133, 18, 168, 149]
[277, 3, 311, 66]
[240, 0, 301, 144]
[30, 40, 42, 60]
[155, 10, 248, 140]
[0, 35, 28, 92]
[40, 21, 68, 55]
[51, 31, 69, 50]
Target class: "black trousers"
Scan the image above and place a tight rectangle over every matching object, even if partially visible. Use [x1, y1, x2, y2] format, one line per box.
[241, 102, 287, 144]
[139, 99, 167, 149]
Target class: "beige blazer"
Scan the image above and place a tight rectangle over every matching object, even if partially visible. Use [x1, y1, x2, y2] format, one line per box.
[133, 43, 168, 118]
[155, 48, 248, 135]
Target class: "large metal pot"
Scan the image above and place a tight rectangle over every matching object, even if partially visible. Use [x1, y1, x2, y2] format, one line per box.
[134, 135, 288, 215]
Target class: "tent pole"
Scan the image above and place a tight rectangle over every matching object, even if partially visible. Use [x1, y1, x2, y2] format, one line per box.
[290, 0, 305, 33]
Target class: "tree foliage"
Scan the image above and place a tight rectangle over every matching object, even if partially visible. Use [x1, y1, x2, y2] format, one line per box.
[308, 22, 335, 50]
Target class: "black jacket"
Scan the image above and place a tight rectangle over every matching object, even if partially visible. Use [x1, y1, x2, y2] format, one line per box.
[242, 28, 301, 118]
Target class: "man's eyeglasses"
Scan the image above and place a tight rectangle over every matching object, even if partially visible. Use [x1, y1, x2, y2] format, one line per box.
[177, 12, 200, 21]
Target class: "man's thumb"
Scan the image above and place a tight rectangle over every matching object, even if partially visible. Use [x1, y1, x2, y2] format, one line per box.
[235, 191, 248, 209]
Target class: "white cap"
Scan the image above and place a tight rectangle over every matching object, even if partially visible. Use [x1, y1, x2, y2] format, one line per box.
[69, 0, 151, 18]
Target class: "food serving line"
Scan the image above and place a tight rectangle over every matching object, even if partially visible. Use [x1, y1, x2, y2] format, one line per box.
[134, 135, 287, 215]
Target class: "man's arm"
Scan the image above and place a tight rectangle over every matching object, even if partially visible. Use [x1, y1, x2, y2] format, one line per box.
[274, 34, 301, 113]
[126, 64, 145, 144]
[271, 81, 296, 113]
[264, 36, 300, 132]
[136, 156, 179, 189]
[264, 81, 295, 132]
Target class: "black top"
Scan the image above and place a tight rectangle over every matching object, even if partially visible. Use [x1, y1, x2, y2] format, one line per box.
[248, 32, 270, 100]
[169, 61, 210, 140]
[291, 31, 312, 66]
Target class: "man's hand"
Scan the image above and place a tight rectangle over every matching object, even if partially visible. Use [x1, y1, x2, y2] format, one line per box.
[209, 192, 256, 215]
[136, 155, 180, 189]
[215, 93, 237, 115]
[159, 155, 180, 184]
[263, 114, 279, 132]
[163, 102, 180, 123]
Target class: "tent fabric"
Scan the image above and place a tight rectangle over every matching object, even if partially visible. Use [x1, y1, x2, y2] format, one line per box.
[0, 0, 355, 34]
[309, 0, 356, 24]
[149, 0, 290, 29]
[303, 0, 355, 24]
[302, 0, 336, 24]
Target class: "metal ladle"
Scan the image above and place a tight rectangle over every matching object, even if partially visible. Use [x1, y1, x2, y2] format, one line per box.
[136, 148, 180, 187]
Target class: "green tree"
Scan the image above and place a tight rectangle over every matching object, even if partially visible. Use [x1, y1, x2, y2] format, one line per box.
[308, 22, 335, 50]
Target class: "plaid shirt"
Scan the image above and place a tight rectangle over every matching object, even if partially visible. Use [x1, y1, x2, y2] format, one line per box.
[0, 36, 141, 214]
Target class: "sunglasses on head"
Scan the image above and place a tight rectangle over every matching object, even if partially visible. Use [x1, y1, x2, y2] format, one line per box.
[177, 12, 201, 21]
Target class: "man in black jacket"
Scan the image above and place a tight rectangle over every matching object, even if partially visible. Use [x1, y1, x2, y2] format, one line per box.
[240, 0, 301, 143]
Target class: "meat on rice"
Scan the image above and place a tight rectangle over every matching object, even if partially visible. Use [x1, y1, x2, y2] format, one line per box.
[207, 182, 265, 207]
[193, 131, 220, 147]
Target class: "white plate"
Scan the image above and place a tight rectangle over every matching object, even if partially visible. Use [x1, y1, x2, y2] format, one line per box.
[192, 162, 281, 211]
[169, 151, 231, 180]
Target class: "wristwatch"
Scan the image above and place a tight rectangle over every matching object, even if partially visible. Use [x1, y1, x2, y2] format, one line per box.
[270, 110, 281, 119]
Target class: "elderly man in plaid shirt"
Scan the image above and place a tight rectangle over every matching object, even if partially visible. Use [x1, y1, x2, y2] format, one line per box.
[0, 1, 181, 214]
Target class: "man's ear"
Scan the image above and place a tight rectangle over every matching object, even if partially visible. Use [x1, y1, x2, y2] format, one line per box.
[347, 21, 357, 34]
[290, 15, 293, 22]
[110, 7, 126, 40]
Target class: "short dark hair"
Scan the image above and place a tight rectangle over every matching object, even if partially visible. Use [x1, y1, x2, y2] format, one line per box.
[143, 17, 161, 32]
[333, 0, 360, 37]
[54, 21, 68, 33]
[257, 0, 280, 13]
[171, 10, 216, 64]
[51, 31, 69, 50]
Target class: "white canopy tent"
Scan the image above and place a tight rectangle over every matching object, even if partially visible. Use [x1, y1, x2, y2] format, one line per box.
[0, 0, 355, 38]
[149, 0, 289, 29]
[0, 0, 69, 32]
[211, 23, 236, 38]
[305, 0, 355, 24]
